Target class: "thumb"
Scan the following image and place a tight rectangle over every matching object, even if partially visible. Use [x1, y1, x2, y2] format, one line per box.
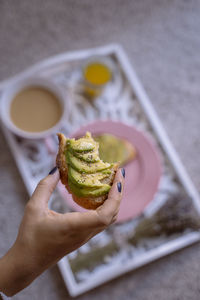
[30, 167, 60, 206]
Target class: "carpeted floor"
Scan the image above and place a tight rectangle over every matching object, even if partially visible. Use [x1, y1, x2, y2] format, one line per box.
[0, 1, 200, 299]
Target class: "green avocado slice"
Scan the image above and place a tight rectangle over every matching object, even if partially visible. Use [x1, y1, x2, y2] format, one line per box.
[68, 166, 110, 188]
[69, 180, 111, 198]
[67, 132, 97, 153]
[66, 151, 111, 174]
[69, 145, 100, 163]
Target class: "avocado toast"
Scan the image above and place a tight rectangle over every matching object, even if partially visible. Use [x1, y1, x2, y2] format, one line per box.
[95, 134, 136, 166]
[56, 132, 119, 209]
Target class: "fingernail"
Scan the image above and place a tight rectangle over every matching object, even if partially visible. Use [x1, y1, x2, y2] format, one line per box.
[121, 168, 125, 178]
[117, 182, 122, 193]
[49, 166, 57, 175]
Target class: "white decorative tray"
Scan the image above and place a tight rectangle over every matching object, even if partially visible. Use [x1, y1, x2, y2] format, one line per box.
[1, 44, 200, 297]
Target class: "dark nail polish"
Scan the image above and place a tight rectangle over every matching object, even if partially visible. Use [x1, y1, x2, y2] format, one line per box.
[49, 166, 57, 175]
[117, 182, 122, 193]
[121, 168, 125, 178]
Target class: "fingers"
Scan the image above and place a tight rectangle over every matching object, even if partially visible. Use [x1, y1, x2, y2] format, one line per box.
[30, 167, 60, 207]
[96, 168, 124, 225]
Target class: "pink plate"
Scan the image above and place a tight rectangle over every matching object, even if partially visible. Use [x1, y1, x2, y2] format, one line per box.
[58, 120, 162, 223]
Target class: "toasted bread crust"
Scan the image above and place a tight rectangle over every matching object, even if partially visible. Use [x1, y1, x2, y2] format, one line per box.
[56, 133, 119, 209]
[122, 139, 137, 166]
[56, 133, 68, 187]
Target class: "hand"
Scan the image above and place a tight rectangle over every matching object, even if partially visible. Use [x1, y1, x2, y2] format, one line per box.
[0, 167, 125, 296]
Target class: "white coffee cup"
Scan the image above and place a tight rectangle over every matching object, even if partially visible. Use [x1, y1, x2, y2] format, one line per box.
[0, 77, 69, 139]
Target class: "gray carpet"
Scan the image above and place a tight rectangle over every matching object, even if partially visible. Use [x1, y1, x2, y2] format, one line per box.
[1, 0, 200, 299]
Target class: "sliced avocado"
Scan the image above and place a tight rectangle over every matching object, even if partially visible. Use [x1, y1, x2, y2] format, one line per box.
[69, 145, 100, 163]
[64, 131, 116, 202]
[69, 180, 111, 198]
[68, 166, 110, 188]
[66, 151, 111, 174]
[67, 132, 97, 153]
[101, 169, 112, 175]
[95, 134, 127, 164]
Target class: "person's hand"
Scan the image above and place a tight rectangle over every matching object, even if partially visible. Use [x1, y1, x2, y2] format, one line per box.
[0, 167, 125, 296]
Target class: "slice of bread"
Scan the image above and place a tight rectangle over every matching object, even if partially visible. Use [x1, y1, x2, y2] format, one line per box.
[56, 133, 119, 209]
[95, 134, 136, 167]
[121, 139, 136, 166]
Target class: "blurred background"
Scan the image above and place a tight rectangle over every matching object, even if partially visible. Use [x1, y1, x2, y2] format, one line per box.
[1, 0, 200, 299]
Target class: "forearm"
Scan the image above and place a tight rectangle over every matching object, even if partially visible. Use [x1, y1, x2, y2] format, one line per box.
[0, 244, 37, 297]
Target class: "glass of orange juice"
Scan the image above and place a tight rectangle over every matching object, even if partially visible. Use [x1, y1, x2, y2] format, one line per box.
[82, 57, 114, 99]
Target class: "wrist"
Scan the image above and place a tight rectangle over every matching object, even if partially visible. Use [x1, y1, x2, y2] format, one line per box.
[0, 242, 38, 296]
